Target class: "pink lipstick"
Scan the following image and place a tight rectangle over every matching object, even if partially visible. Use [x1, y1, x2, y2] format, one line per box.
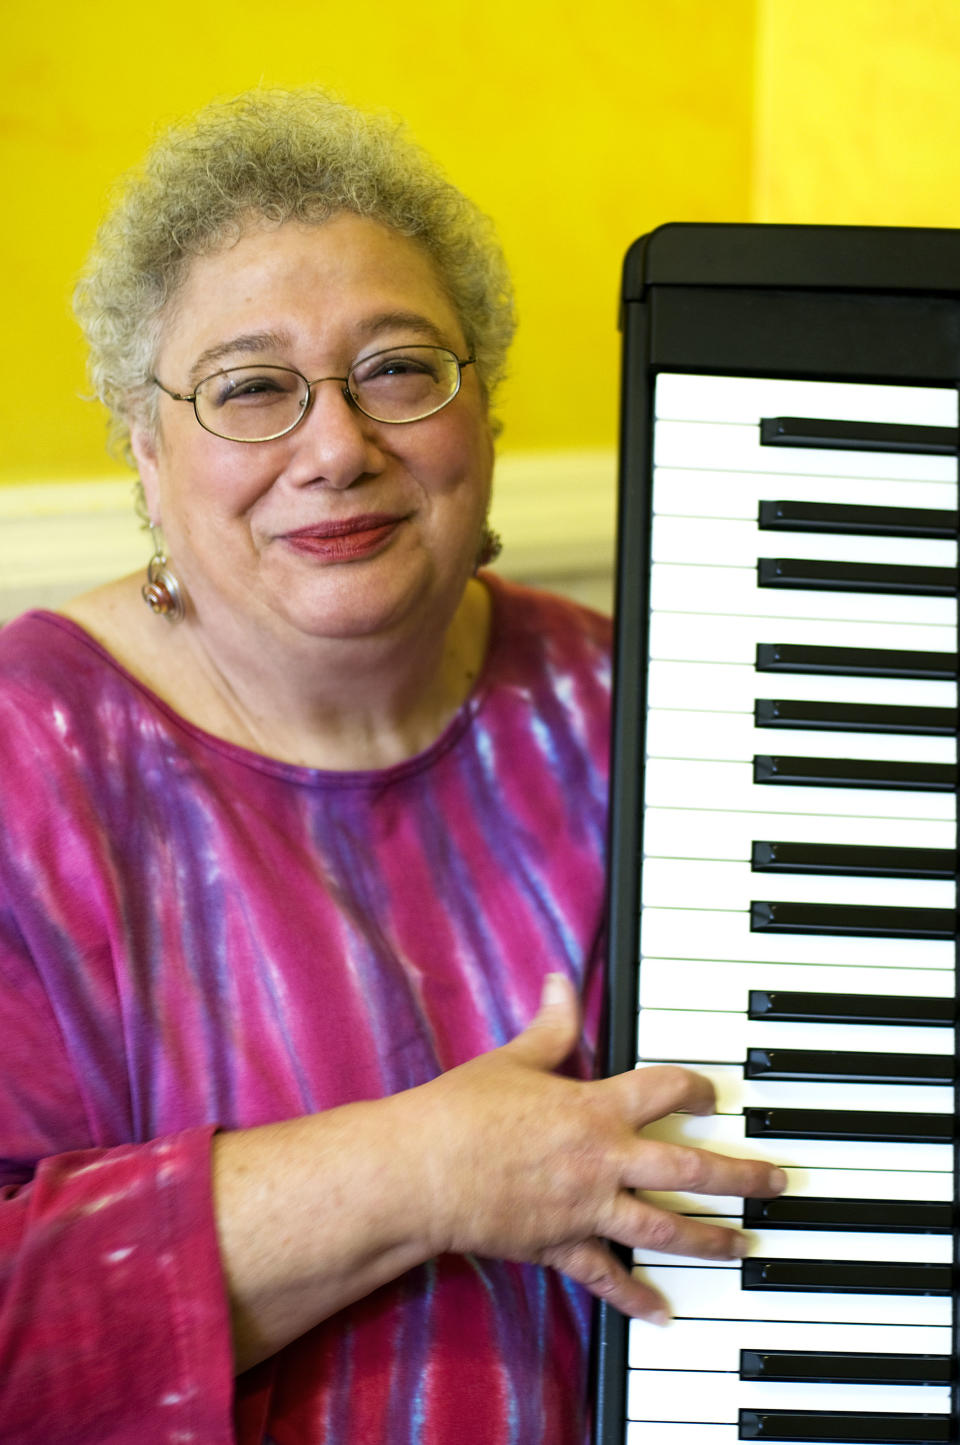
[282, 514, 404, 561]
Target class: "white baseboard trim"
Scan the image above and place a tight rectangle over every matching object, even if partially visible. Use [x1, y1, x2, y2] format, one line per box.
[0, 450, 617, 621]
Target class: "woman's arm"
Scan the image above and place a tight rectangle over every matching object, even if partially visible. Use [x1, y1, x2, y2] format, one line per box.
[0, 900, 236, 1444]
[213, 974, 785, 1372]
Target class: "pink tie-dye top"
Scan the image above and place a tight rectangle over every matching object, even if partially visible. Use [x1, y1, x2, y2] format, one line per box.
[0, 573, 611, 1445]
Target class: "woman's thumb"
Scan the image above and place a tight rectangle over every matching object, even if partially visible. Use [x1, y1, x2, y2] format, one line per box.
[505, 972, 580, 1071]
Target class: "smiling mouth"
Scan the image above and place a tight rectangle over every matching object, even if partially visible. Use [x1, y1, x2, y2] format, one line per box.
[282, 514, 406, 560]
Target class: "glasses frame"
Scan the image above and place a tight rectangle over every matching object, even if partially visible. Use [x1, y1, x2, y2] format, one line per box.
[151, 345, 477, 443]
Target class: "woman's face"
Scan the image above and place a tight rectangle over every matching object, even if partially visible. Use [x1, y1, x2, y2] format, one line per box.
[132, 214, 494, 646]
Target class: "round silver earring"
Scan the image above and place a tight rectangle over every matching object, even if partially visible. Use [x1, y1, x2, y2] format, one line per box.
[141, 527, 185, 623]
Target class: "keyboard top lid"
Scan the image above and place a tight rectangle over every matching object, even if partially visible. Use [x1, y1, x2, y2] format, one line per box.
[623, 223, 960, 300]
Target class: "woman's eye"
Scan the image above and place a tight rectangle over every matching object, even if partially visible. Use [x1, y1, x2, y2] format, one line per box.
[209, 374, 291, 407]
[226, 377, 284, 398]
[377, 360, 425, 377]
[357, 353, 435, 383]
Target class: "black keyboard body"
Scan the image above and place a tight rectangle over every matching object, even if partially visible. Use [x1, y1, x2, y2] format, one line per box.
[594, 225, 960, 1445]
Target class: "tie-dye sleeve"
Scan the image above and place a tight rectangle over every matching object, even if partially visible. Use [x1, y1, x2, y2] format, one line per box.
[0, 903, 236, 1445]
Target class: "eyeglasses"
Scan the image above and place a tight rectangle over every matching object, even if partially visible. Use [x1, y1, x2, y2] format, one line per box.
[152, 345, 476, 442]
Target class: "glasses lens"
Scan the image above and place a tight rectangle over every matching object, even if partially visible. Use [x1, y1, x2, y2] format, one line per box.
[195, 366, 307, 440]
[350, 346, 460, 422]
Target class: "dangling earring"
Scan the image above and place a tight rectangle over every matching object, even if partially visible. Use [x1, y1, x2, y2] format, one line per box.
[141, 525, 185, 623]
[475, 523, 503, 571]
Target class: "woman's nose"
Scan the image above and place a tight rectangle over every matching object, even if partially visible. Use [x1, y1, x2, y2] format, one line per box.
[287, 377, 383, 489]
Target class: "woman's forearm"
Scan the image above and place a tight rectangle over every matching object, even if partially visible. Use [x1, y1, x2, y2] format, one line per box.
[212, 1096, 432, 1372]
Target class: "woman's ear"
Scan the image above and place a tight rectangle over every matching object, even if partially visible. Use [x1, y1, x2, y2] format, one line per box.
[130, 424, 162, 524]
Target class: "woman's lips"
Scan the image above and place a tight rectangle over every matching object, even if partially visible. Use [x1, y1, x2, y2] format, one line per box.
[282, 515, 404, 561]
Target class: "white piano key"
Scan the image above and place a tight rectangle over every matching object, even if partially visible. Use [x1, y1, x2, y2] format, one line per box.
[627, 1424, 737, 1445]
[626, 1368, 950, 1422]
[650, 715, 957, 763]
[626, 1425, 926, 1445]
[653, 419, 956, 483]
[641, 857, 955, 911]
[636, 957, 956, 1008]
[636, 1008, 953, 1062]
[644, 759, 957, 821]
[651, 1063, 954, 1118]
[652, 514, 957, 569]
[640, 1111, 952, 1173]
[629, 1315, 952, 1372]
[755, 1226, 952, 1265]
[633, 1221, 951, 1269]
[634, 1264, 953, 1326]
[644, 1166, 954, 1217]
[648, 611, 957, 669]
[628, 1368, 739, 1425]
[640, 906, 955, 969]
[651, 563, 957, 627]
[648, 659, 958, 714]
[652, 467, 959, 522]
[642, 806, 958, 859]
[654, 373, 959, 428]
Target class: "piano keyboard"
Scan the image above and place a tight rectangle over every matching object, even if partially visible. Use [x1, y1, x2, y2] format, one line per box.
[596, 225, 960, 1445]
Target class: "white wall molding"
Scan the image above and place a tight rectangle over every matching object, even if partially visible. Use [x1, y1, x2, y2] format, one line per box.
[0, 449, 617, 620]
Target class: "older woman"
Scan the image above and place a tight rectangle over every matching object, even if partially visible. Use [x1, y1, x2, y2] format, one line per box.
[0, 91, 781, 1444]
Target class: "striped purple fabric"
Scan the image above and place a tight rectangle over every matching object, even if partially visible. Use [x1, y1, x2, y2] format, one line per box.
[0, 573, 611, 1444]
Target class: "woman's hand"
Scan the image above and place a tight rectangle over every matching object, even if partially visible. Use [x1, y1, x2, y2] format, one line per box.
[413, 973, 784, 1322]
[214, 973, 785, 1369]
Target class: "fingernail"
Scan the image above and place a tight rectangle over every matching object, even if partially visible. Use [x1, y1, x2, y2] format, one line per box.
[729, 1233, 750, 1258]
[647, 1306, 672, 1327]
[768, 1167, 788, 1194]
[541, 973, 567, 1008]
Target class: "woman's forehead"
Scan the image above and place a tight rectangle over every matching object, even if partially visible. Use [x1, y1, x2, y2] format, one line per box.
[161, 215, 464, 370]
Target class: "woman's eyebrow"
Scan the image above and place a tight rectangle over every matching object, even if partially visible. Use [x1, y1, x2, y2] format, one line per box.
[354, 311, 452, 347]
[187, 314, 454, 389]
[188, 331, 292, 388]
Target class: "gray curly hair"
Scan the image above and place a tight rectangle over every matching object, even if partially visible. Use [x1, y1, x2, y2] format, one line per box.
[73, 88, 516, 464]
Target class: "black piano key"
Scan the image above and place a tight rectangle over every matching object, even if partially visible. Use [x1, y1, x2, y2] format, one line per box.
[742, 1258, 952, 1294]
[754, 697, 957, 736]
[748, 989, 955, 1026]
[745, 1048, 954, 1085]
[751, 900, 957, 939]
[750, 841, 957, 879]
[759, 415, 959, 456]
[756, 643, 957, 679]
[739, 1407, 951, 1442]
[758, 498, 959, 538]
[758, 557, 958, 596]
[739, 1350, 952, 1385]
[744, 1106, 952, 1144]
[744, 1197, 952, 1232]
[754, 754, 956, 790]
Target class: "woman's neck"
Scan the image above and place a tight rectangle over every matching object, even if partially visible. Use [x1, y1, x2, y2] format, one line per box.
[58, 573, 493, 771]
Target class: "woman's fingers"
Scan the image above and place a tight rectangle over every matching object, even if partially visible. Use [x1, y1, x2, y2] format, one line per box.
[541, 1237, 672, 1323]
[621, 1135, 787, 1200]
[543, 1194, 759, 1318]
[612, 1063, 718, 1128]
[605, 1188, 750, 1261]
[604, 1065, 786, 1202]
[417, 998, 786, 1275]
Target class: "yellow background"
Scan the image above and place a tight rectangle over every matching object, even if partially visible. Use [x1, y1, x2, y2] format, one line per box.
[4, 0, 960, 485]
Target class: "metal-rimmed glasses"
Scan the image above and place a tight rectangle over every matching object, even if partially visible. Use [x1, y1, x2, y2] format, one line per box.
[151, 344, 476, 443]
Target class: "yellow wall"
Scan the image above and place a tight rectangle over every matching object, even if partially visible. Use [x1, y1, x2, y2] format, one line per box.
[1, 0, 756, 483]
[754, 0, 960, 226]
[7, 0, 960, 488]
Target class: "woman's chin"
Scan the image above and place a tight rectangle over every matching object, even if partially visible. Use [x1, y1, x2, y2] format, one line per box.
[263, 559, 446, 644]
